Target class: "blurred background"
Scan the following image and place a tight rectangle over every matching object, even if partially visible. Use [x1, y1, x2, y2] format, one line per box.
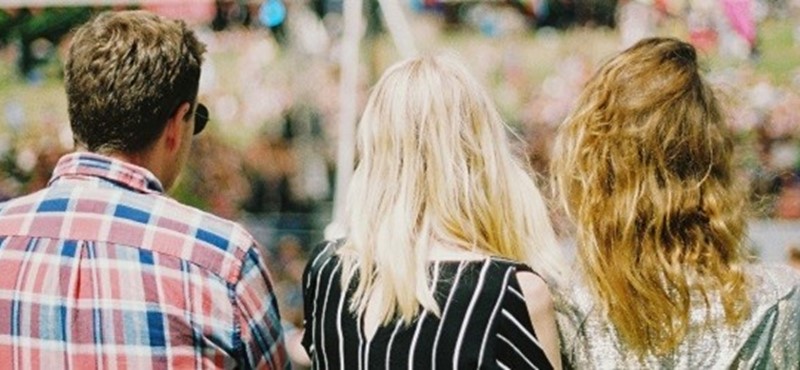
[1, 0, 800, 366]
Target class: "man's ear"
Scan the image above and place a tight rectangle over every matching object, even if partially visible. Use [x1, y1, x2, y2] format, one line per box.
[163, 102, 192, 153]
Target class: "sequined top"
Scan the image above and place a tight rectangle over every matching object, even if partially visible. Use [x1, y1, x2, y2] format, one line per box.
[556, 264, 800, 369]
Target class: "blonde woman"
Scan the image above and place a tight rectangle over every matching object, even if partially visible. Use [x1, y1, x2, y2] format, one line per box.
[552, 37, 800, 368]
[302, 55, 564, 369]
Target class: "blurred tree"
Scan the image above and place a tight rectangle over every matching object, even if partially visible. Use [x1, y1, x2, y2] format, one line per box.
[3, 7, 93, 80]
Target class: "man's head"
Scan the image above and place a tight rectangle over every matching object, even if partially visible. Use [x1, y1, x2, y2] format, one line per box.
[65, 10, 206, 187]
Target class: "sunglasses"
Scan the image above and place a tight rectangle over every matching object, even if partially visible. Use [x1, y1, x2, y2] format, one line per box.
[194, 103, 209, 135]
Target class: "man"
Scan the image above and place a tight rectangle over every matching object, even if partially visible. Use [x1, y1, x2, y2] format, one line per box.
[0, 11, 287, 369]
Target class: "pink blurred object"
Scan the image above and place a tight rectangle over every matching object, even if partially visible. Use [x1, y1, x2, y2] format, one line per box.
[721, 0, 756, 46]
[143, 0, 215, 24]
[689, 28, 718, 53]
[777, 183, 800, 219]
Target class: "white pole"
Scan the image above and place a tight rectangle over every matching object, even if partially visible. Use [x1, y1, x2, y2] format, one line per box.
[328, 0, 364, 239]
[377, 0, 417, 58]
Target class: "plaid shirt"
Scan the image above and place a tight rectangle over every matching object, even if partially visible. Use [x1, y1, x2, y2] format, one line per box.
[0, 152, 287, 369]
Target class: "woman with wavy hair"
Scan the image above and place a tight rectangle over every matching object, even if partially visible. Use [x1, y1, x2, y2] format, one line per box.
[302, 55, 565, 369]
[552, 37, 800, 368]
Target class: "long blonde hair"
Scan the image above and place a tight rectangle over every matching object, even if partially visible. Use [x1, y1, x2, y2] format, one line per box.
[340, 55, 564, 325]
[551, 38, 750, 355]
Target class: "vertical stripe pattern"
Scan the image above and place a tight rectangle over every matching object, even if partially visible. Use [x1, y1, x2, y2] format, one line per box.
[302, 241, 553, 370]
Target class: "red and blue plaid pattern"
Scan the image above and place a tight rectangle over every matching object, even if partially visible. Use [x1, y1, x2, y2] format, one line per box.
[0, 152, 287, 369]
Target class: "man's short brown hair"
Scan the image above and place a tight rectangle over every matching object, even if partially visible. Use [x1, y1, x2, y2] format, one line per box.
[65, 10, 206, 153]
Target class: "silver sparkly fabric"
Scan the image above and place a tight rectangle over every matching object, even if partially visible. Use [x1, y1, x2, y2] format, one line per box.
[556, 264, 800, 369]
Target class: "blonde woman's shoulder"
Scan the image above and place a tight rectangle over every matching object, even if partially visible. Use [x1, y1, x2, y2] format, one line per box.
[515, 270, 563, 369]
[306, 239, 343, 271]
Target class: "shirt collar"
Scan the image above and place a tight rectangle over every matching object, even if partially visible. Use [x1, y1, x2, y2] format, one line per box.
[48, 152, 165, 194]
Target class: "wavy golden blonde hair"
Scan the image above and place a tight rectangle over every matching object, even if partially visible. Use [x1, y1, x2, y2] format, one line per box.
[340, 55, 564, 325]
[551, 38, 750, 355]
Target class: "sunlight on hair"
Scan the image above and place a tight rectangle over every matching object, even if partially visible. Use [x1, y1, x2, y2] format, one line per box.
[551, 38, 751, 356]
[339, 55, 566, 325]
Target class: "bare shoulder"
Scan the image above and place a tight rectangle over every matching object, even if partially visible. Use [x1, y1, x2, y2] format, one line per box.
[515, 270, 562, 369]
[515, 271, 555, 313]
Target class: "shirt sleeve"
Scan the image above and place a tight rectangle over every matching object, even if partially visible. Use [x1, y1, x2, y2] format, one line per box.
[233, 245, 289, 369]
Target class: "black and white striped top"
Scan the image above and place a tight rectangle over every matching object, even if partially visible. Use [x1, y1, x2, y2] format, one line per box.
[302, 241, 554, 370]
